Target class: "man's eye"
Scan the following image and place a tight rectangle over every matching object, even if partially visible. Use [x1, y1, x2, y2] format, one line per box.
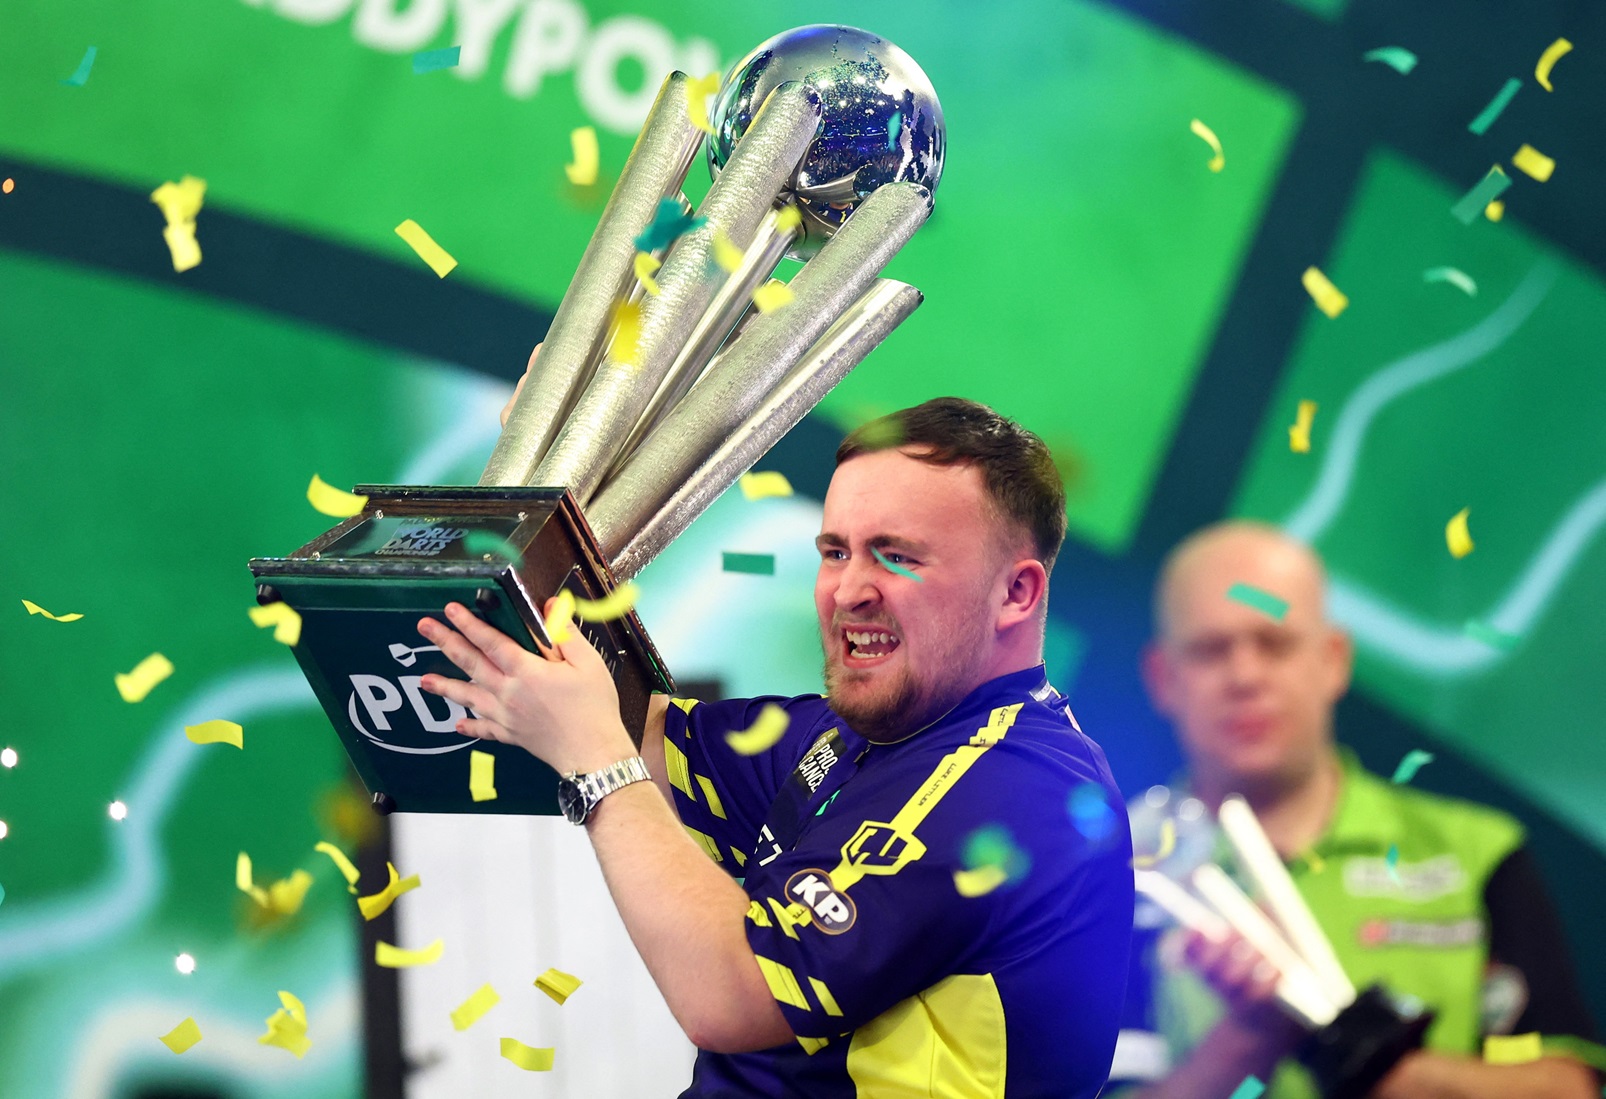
[821, 548, 846, 561]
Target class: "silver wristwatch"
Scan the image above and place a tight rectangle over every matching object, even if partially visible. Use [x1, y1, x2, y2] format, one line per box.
[556, 756, 652, 825]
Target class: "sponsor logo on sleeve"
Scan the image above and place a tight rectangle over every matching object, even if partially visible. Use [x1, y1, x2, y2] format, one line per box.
[784, 869, 857, 934]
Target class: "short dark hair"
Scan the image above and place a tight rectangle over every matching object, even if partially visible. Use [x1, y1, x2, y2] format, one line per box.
[835, 397, 1067, 575]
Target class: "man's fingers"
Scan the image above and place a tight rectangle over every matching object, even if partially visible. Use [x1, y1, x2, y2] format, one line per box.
[417, 615, 506, 688]
[417, 672, 499, 725]
[443, 602, 531, 677]
[457, 716, 512, 743]
[500, 344, 542, 428]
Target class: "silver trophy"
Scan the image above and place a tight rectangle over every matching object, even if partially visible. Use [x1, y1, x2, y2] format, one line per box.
[1135, 798, 1434, 1099]
[248, 25, 946, 816]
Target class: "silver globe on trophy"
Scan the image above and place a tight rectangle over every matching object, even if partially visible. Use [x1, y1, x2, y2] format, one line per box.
[248, 26, 946, 816]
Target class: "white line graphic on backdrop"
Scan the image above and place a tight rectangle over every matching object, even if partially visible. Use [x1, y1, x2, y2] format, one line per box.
[1274, 260, 1606, 675]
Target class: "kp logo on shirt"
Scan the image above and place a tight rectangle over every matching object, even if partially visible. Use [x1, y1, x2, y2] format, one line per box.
[784, 869, 857, 934]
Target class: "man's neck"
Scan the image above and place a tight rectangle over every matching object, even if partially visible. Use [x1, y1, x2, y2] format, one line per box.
[1199, 750, 1344, 858]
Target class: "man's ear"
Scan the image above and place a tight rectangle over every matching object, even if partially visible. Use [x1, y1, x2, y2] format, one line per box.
[1141, 642, 1174, 716]
[998, 559, 1049, 631]
[1320, 625, 1353, 704]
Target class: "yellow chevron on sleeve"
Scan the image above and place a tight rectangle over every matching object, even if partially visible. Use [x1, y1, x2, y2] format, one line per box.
[730, 846, 748, 866]
[797, 1034, 831, 1055]
[663, 739, 695, 799]
[746, 900, 772, 927]
[809, 977, 844, 1016]
[766, 896, 809, 939]
[755, 955, 810, 1009]
[694, 774, 727, 819]
[670, 697, 700, 716]
[683, 824, 723, 862]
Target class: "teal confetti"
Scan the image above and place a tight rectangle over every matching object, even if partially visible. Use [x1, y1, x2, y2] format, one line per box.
[886, 109, 902, 151]
[412, 46, 461, 74]
[1390, 749, 1435, 784]
[463, 530, 523, 567]
[1450, 168, 1511, 225]
[1228, 1077, 1266, 1099]
[1423, 266, 1478, 296]
[1467, 78, 1522, 136]
[62, 46, 97, 87]
[635, 197, 707, 252]
[1386, 844, 1401, 881]
[1362, 47, 1418, 74]
[1464, 619, 1518, 650]
[1226, 582, 1288, 621]
[815, 789, 840, 817]
[871, 546, 923, 583]
[722, 552, 774, 576]
[961, 823, 1031, 881]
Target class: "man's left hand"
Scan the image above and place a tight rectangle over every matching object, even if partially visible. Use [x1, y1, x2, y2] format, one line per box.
[416, 599, 636, 775]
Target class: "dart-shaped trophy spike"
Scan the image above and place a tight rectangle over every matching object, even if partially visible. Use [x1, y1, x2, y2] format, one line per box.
[248, 25, 945, 817]
[1135, 796, 1435, 1099]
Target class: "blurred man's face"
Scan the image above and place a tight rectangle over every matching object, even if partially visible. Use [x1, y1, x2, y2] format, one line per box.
[815, 449, 1007, 742]
[1145, 530, 1351, 795]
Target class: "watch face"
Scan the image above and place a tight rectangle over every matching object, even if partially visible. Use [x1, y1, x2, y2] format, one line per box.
[557, 777, 587, 824]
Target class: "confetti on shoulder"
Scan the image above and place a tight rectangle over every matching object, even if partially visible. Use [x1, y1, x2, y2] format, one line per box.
[740, 471, 793, 500]
[395, 219, 457, 278]
[21, 599, 82, 622]
[1226, 582, 1288, 621]
[724, 703, 789, 755]
[953, 865, 1008, 897]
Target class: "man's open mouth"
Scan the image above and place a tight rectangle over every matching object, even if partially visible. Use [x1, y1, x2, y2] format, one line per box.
[843, 628, 901, 662]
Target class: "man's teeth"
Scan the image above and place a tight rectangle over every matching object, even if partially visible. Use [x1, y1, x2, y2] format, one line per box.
[845, 631, 896, 645]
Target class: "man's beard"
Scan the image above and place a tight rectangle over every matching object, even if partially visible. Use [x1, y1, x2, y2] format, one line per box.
[821, 615, 989, 743]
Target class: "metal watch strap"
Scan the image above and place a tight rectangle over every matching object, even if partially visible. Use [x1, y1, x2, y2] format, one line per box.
[576, 756, 652, 816]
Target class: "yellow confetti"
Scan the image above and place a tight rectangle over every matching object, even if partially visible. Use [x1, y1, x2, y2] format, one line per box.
[162, 222, 202, 273]
[376, 938, 444, 968]
[713, 231, 745, 273]
[259, 991, 311, 1058]
[1512, 144, 1555, 182]
[237, 852, 269, 906]
[248, 602, 303, 646]
[687, 71, 721, 135]
[1446, 508, 1474, 558]
[500, 1037, 556, 1072]
[268, 870, 313, 916]
[1189, 118, 1225, 172]
[1132, 819, 1177, 869]
[1303, 849, 1326, 874]
[565, 125, 599, 186]
[185, 719, 243, 749]
[953, 865, 1009, 897]
[1535, 38, 1572, 92]
[21, 599, 83, 622]
[724, 703, 789, 755]
[150, 176, 206, 224]
[633, 251, 661, 295]
[158, 1017, 202, 1054]
[450, 983, 501, 1030]
[608, 300, 642, 366]
[739, 471, 794, 501]
[534, 967, 583, 1005]
[150, 176, 206, 273]
[116, 652, 174, 703]
[306, 473, 368, 518]
[1485, 200, 1505, 222]
[358, 861, 422, 920]
[752, 280, 793, 314]
[775, 205, 802, 233]
[1301, 266, 1349, 319]
[1288, 400, 1318, 453]
[574, 582, 640, 622]
[1485, 1032, 1544, 1065]
[470, 749, 498, 803]
[543, 588, 577, 645]
[315, 840, 361, 893]
[394, 218, 457, 278]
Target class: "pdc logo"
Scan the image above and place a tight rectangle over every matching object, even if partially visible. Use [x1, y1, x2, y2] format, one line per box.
[344, 642, 481, 755]
[784, 869, 857, 934]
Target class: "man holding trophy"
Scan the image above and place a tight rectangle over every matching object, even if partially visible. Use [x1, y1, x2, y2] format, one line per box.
[252, 23, 1131, 1099]
[1111, 522, 1598, 1099]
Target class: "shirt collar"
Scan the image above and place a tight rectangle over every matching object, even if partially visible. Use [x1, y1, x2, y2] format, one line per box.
[1312, 745, 1397, 855]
